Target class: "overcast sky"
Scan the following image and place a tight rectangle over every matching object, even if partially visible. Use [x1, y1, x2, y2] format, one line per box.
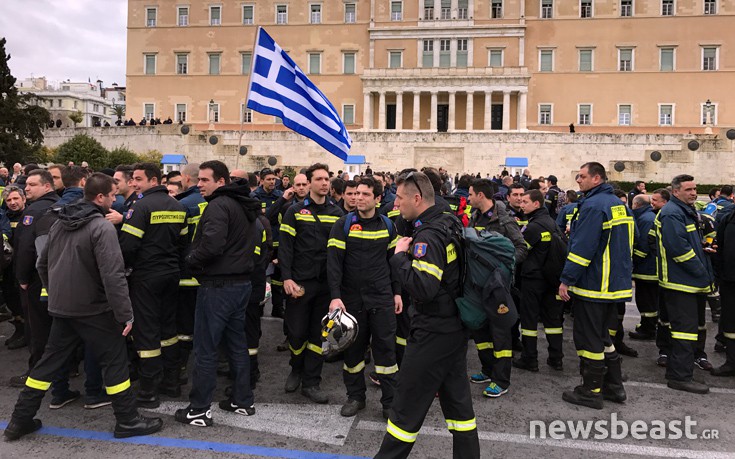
[0, 0, 127, 87]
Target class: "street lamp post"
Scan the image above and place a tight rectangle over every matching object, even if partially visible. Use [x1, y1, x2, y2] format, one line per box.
[704, 99, 713, 135]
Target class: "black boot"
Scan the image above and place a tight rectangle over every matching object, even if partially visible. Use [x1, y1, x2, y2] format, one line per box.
[114, 414, 164, 438]
[136, 378, 160, 408]
[602, 355, 626, 403]
[159, 368, 182, 398]
[3, 418, 42, 441]
[709, 294, 721, 323]
[4, 319, 25, 347]
[562, 360, 604, 409]
[712, 338, 735, 376]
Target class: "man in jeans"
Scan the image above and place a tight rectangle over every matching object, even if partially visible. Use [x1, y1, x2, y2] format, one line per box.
[175, 161, 262, 427]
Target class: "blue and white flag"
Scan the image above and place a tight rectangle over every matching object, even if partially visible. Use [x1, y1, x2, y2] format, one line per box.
[246, 27, 352, 160]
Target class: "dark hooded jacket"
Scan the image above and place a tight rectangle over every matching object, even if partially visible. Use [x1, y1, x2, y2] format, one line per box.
[186, 180, 261, 281]
[36, 201, 133, 324]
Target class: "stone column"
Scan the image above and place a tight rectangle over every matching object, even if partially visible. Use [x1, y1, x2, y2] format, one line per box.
[378, 91, 386, 130]
[434, 0, 441, 18]
[484, 91, 492, 130]
[448, 91, 456, 131]
[396, 91, 404, 130]
[413, 92, 421, 129]
[502, 90, 511, 131]
[518, 90, 528, 131]
[430, 91, 438, 131]
[466, 91, 474, 130]
[363, 92, 372, 130]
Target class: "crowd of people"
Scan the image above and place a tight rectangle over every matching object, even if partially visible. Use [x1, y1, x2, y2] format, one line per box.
[0, 158, 732, 458]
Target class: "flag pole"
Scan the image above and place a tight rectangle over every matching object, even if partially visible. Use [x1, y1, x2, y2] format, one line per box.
[239, 26, 262, 154]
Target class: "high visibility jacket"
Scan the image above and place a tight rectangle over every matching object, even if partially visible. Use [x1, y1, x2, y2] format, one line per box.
[655, 196, 714, 294]
[561, 183, 634, 302]
[632, 204, 657, 281]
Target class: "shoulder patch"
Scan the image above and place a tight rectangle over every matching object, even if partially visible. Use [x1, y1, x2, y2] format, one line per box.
[414, 219, 423, 228]
[22, 215, 34, 226]
[350, 224, 362, 232]
[299, 209, 312, 215]
[125, 209, 134, 220]
[413, 242, 428, 258]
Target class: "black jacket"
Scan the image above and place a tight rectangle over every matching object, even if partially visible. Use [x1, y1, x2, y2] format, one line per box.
[186, 181, 261, 281]
[15, 191, 59, 285]
[520, 206, 557, 280]
[469, 200, 528, 265]
[119, 186, 187, 279]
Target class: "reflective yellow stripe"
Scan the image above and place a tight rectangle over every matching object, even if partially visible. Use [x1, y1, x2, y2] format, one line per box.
[411, 260, 443, 281]
[262, 230, 267, 242]
[659, 282, 712, 294]
[307, 343, 323, 354]
[248, 348, 258, 356]
[671, 331, 698, 341]
[349, 229, 389, 240]
[633, 249, 647, 258]
[685, 224, 697, 232]
[10, 221, 18, 228]
[396, 336, 407, 346]
[388, 236, 399, 250]
[121, 224, 145, 238]
[632, 273, 659, 281]
[641, 312, 659, 318]
[161, 337, 179, 347]
[290, 342, 307, 356]
[375, 364, 399, 375]
[328, 238, 346, 249]
[521, 329, 538, 337]
[516, 220, 528, 226]
[723, 332, 735, 339]
[567, 252, 591, 267]
[540, 231, 551, 242]
[271, 279, 284, 286]
[179, 227, 189, 236]
[179, 278, 200, 287]
[387, 420, 418, 443]
[673, 249, 696, 263]
[105, 379, 131, 395]
[187, 216, 201, 225]
[388, 210, 400, 218]
[568, 285, 632, 300]
[602, 216, 634, 230]
[254, 246, 261, 255]
[150, 211, 186, 224]
[475, 342, 493, 350]
[318, 215, 340, 224]
[577, 350, 605, 360]
[446, 418, 477, 432]
[295, 214, 316, 222]
[40, 288, 48, 297]
[138, 349, 162, 358]
[273, 241, 280, 247]
[446, 243, 457, 263]
[280, 224, 296, 236]
[544, 328, 563, 335]
[474, 226, 486, 231]
[343, 361, 366, 374]
[493, 350, 513, 358]
[608, 329, 618, 337]
[177, 334, 194, 342]
[26, 377, 51, 391]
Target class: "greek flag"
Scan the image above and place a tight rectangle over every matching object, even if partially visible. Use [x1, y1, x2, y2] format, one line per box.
[246, 27, 352, 160]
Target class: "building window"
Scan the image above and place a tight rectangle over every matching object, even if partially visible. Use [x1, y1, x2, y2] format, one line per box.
[659, 104, 673, 125]
[176, 53, 188, 75]
[491, 0, 503, 18]
[276, 5, 288, 24]
[423, 39, 434, 67]
[210, 5, 221, 25]
[391, 1, 402, 21]
[701, 102, 717, 125]
[423, 0, 434, 20]
[489, 49, 503, 67]
[389, 51, 403, 68]
[243, 5, 254, 24]
[144, 54, 156, 75]
[343, 105, 355, 125]
[704, 0, 716, 15]
[343, 52, 356, 74]
[242, 52, 252, 75]
[309, 53, 321, 74]
[661, 0, 673, 16]
[539, 49, 553, 72]
[242, 107, 253, 123]
[209, 53, 221, 75]
[456, 39, 468, 68]
[539, 104, 552, 125]
[209, 104, 220, 122]
[178, 7, 189, 26]
[440, 0, 451, 19]
[458, 0, 468, 19]
[144, 104, 155, 120]
[618, 105, 632, 125]
[344, 3, 356, 23]
[580, 0, 593, 18]
[579, 49, 593, 71]
[74, 101, 78, 109]
[618, 48, 633, 71]
[620, 0, 632, 16]
[310, 4, 322, 24]
[93, 103, 99, 112]
[578, 104, 592, 125]
[541, 0, 553, 18]
[274, 116, 283, 124]
[439, 39, 451, 68]
[660, 48, 674, 71]
[702, 47, 718, 71]
[146, 7, 157, 27]
[176, 104, 187, 122]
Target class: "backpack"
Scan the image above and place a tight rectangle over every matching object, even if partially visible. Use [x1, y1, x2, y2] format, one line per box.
[444, 195, 470, 227]
[543, 225, 569, 286]
[343, 212, 396, 240]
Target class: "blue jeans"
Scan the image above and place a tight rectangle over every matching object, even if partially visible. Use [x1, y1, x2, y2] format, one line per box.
[189, 280, 253, 409]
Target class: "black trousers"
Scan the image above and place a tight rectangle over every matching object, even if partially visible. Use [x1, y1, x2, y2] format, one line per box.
[719, 280, 735, 363]
[343, 300, 397, 408]
[11, 312, 137, 423]
[285, 279, 330, 388]
[176, 287, 197, 353]
[129, 274, 180, 385]
[572, 299, 618, 363]
[22, 277, 51, 370]
[2, 264, 22, 318]
[375, 328, 480, 459]
[395, 292, 411, 366]
[662, 290, 706, 382]
[634, 280, 659, 334]
[519, 278, 563, 361]
[470, 318, 513, 389]
[246, 267, 267, 379]
[612, 302, 627, 347]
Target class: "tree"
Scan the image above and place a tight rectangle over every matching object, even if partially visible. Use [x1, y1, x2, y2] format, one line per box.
[106, 146, 139, 168]
[0, 37, 51, 165]
[111, 105, 125, 122]
[54, 133, 108, 170]
[69, 110, 83, 127]
[137, 149, 163, 165]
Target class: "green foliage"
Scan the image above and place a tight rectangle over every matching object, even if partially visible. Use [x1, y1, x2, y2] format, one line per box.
[69, 110, 83, 126]
[282, 165, 297, 182]
[0, 37, 52, 165]
[106, 146, 139, 168]
[111, 105, 125, 120]
[54, 134, 108, 170]
[610, 181, 723, 195]
[137, 150, 163, 165]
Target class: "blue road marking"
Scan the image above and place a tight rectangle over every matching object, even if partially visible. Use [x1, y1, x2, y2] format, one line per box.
[0, 421, 370, 459]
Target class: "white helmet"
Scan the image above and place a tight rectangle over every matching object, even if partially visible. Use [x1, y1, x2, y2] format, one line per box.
[321, 309, 359, 356]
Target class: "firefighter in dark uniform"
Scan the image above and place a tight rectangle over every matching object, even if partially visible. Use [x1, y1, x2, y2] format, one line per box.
[654, 174, 714, 394]
[375, 171, 480, 459]
[559, 162, 633, 410]
[119, 163, 187, 407]
[2, 185, 27, 349]
[712, 194, 735, 377]
[253, 168, 285, 318]
[327, 177, 401, 419]
[466, 179, 527, 397]
[279, 164, 343, 404]
[515, 189, 565, 372]
[505, 182, 528, 350]
[629, 194, 659, 340]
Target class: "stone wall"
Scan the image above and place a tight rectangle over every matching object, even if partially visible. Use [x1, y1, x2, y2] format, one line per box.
[42, 126, 735, 189]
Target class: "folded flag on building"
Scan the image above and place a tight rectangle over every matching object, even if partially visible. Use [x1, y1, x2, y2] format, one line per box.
[246, 27, 352, 160]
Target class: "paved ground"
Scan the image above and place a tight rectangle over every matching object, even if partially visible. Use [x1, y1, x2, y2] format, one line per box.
[1, 300, 734, 459]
